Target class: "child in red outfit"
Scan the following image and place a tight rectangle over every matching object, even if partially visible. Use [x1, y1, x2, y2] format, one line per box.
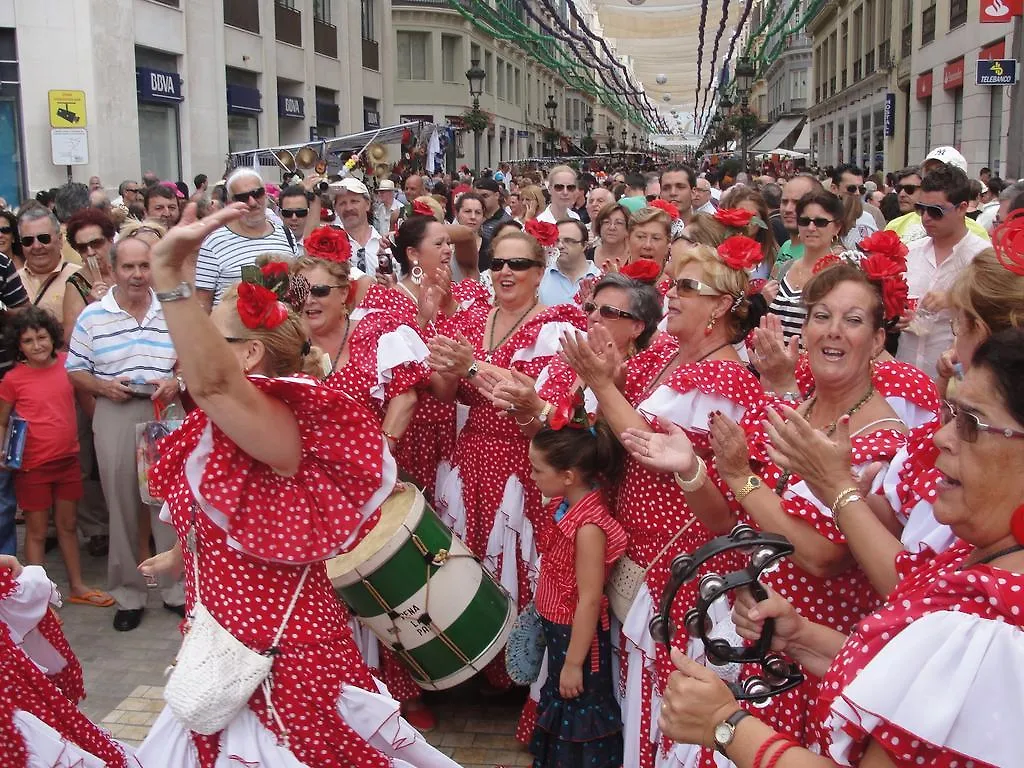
[0, 308, 110, 606]
[527, 418, 628, 768]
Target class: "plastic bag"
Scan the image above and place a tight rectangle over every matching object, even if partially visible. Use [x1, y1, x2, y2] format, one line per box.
[137, 402, 184, 504]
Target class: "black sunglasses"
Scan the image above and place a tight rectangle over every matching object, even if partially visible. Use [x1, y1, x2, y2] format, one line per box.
[231, 187, 266, 203]
[309, 283, 345, 297]
[0, 226, 12, 235]
[73, 237, 108, 253]
[844, 184, 866, 195]
[940, 400, 1024, 443]
[915, 202, 954, 219]
[552, 183, 577, 192]
[491, 257, 543, 272]
[897, 183, 920, 195]
[583, 301, 637, 320]
[797, 216, 834, 228]
[281, 208, 309, 218]
[21, 233, 53, 246]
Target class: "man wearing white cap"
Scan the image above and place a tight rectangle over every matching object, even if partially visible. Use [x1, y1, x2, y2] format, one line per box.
[331, 177, 388, 276]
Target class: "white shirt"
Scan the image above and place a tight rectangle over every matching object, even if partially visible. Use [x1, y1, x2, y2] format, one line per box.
[537, 206, 580, 225]
[841, 210, 879, 249]
[345, 225, 388, 275]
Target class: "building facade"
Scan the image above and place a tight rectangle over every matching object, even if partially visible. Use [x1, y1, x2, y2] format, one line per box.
[0, 0, 393, 203]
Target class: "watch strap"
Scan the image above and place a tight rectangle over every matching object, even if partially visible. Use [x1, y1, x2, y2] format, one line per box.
[155, 281, 194, 303]
[714, 709, 751, 756]
[734, 475, 761, 503]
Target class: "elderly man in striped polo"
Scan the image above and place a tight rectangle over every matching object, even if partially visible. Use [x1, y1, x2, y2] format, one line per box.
[67, 236, 184, 632]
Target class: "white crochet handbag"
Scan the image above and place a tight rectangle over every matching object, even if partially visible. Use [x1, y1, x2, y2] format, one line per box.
[164, 511, 310, 736]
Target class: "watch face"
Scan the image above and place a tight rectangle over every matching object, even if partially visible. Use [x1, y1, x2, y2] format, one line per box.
[714, 722, 733, 746]
[750, 475, 762, 488]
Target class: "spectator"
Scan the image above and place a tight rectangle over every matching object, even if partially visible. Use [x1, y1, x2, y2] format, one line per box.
[760, 181, 788, 248]
[774, 173, 825, 265]
[519, 185, 547, 222]
[879, 191, 901, 221]
[193, 173, 208, 199]
[402, 173, 425, 203]
[16, 206, 82, 320]
[141, 170, 160, 188]
[88, 189, 110, 214]
[887, 165, 990, 243]
[475, 177, 512, 269]
[660, 164, 696, 228]
[537, 165, 581, 224]
[111, 180, 142, 211]
[374, 178, 402, 234]
[539, 219, 601, 306]
[0, 209, 23, 270]
[331, 177, 387, 276]
[143, 185, 180, 230]
[692, 176, 717, 215]
[966, 179, 984, 219]
[278, 184, 321, 254]
[829, 164, 878, 248]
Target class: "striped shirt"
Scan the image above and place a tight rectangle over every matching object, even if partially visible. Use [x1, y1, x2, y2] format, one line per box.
[768, 272, 806, 343]
[0, 254, 30, 378]
[196, 223, 296, 306]
[66, 287, 176, 381]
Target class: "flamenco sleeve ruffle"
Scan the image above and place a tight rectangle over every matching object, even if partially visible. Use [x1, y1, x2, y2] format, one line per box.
[508, 304, 587, 368]
[873, 360, 941, 430]
[373, 324, 432, 402]
[186, 375, 397, 564]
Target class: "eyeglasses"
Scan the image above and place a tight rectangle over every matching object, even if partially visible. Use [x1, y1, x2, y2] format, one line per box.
[21, 233, 53, 247]
[674, 277, 722, 296]
[0, 226, 12, 235]
[896, 183, 920, 195]
[557, 237, 583, 246]
[125, 187, 141, 194]
[844, 184, 866, 195]
[552, 184, 577, 192]
[602, 218, 626, 229]
[915, 202, 956, 220]
[281, 208, 309, 219]
[491, 257, 543, 272]
[308, 284, 345, 297]
[583, 301, 638, 320]
[940, 400, 1024, 443]
[797, 216, 835, 229]
[231, 187, 266, 203]
[127, 226, 164, 240]
[73, 237, 108, 253]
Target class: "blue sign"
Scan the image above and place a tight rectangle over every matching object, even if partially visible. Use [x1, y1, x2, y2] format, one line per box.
[977, 59, 1018, 85]
[278, 95, 304, 119]
[136, 68, 183, 104]
[363, 109, 380, 130]
[517, 129, 529, 138]
[226, 84, 262, 115]
[884, 92, 895, 137]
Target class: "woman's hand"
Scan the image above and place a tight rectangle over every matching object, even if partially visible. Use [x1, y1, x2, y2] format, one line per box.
[0, 554, 23, 578]
[708, 412, 752, 484]
[86, 281, 110, 303]
[426, 334, 474, 377]
[750, 315, 800, 393]
[732, 585, 804, 652]
[417, 283, 446, 328]
[490, 370, 543, 417]
[151, 202, 246, 277]
[759, 279, 780, 305]
[138, 546, 184, 582]
[559, 661, 584, 699]
[761, 405, 854, 504]
[621, 418, 697, 476]
[658, 648, 741, 747]
[559, 327, 618, 392]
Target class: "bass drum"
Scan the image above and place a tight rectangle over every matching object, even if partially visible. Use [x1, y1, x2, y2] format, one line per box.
[328, 483, 515, 690]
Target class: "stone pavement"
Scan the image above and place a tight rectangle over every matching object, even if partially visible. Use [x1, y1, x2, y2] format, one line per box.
[38, 534, 530, 767]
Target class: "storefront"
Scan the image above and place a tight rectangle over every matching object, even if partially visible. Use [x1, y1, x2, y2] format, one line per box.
[136, 66, 183, 180]
[277, 91, 305, 145]
[315, 99, 340, 139]
[226, 83, 262, 154]
[0, 29, 24, 205]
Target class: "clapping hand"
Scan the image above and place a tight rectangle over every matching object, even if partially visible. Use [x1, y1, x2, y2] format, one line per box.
[490, 370, 543, 417]
[750, 315, 800, 393]
[427, 334, 474, 377]
[621, 418, 697, 477]
[559, 326, 620, 391]
[708, 411, 752, 484]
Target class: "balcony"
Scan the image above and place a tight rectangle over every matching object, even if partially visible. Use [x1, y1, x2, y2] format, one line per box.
[314, 19, 337, 58]
[275, 3, 301, 46]
[362, 38, 379, 71]
[921, 6, 935, 45]
[224, 0, 259, 33]
[878, 40, 890, 68]
[901, 24, 913, 57]
[865, 51, 874, 73]
[150, 0, 180, 6]
[853, 60, 862, 81]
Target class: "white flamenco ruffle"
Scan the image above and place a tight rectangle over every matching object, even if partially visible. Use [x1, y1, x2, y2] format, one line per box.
[881, 444, 912, 518]
[371, 326, 430, 403]
[638, 387, 745, 432]
[786, 461, 887, 525]
[883, 396, 935, 431]
[349, 614, 381, 672]
[511, 321, 581, 364]
[882, 447, 955, 554]
[484, 473, 536, 607]
[433, 465, 467, 541]
[12, 710, 138, 768]
[825, 611, 1024, 767]
[534, 364, 598, 414]
[136, 679, 459, 767]
[2, 565, 68, 676]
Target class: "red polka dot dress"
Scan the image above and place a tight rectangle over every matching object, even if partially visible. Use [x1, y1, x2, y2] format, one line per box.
[0, 565, 135, 767]
[136, 375, 458, 768]
[808, 542, 1024, 767]
[613, 343, 764, 768]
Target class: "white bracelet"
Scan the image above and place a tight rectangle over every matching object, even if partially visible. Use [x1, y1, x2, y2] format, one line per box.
[674, 456, 708, 493]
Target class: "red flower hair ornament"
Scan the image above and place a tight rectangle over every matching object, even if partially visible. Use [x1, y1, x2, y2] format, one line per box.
[304, 226, 353, 264]
[992, 209, 1024, 276]
[860, 250, 909, 323]
[714, 207, 766, 230]
[548, 387, 594, 432]
[411, 199, 437, 219]
[649, 199, 680, 220]
[524, 219, 559, 247]
[717, 236, 764, 272]
[811, 253, 842, 274]
[236, 261, 309, 330]
[620, 258, 662, 283]
[858, 230, 908, 268]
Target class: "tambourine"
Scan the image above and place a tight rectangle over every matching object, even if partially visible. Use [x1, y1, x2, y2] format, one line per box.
[650, 524, 804, 704]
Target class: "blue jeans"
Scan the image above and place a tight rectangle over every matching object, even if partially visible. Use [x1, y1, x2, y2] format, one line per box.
[0, 469, 16, 555]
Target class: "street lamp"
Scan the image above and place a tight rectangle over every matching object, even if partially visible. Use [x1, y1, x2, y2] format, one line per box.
[545, 93, 558, 158]
[621, 127, 627, 154]
[584, 110, 594, 136]
[608, 122, 616, 151]
[465, 57, 486, 175]
[632, 132, 637, 152]
[734, 55, 757, 173]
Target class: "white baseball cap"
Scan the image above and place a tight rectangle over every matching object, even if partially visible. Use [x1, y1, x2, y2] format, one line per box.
[923, 146, 968, 173]
[329, 177, 369, 197]
[377, 179, 396, 191]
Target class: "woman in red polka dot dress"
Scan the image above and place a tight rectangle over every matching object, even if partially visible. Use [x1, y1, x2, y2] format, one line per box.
[135, 203, 459, 768]
[564, 238, 768, 768]
[657, 328, 1024, 768]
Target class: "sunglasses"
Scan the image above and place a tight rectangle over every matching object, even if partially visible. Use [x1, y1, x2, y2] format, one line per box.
[309, 283, 345, 297]
[797, 216, 835, 228]
[21, 233, 53, 247]
[940, 400, 1024, 443]
[231, 187, 266, 203]
[897, 183, 920, 195]
[552, 183, 577, 192]
[491, 257, 543, 272]
[281, 208, 309, 218]
[127, 226, 164, 240]
[674, 277, 722, 296]
[915, 202, 955, 219]
[583, 301, 637, 320]
[0, 226, 12, 235]
[73, 237, 108, 253]
[844, 184, 866, 195]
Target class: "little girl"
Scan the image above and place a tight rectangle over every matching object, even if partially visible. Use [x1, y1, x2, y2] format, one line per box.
[0, 308, 110, 606]
[527, 405, 628, 768]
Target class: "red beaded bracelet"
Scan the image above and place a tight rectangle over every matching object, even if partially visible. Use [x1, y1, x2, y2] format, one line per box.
[753, 733, 795, 768]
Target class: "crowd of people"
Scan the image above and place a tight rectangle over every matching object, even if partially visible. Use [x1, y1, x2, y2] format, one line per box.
[0, 143, 1022, 768]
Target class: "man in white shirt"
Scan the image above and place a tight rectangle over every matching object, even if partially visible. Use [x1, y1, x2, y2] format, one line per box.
[373, 178, 402, 235]
[537, 165, 581, 224]
[830, 164, 878, 249]
[539, 219, 601, 306]
[897, 165, 990, 379]
[693, 177, 717, 214]
[332, 177, 388, 276]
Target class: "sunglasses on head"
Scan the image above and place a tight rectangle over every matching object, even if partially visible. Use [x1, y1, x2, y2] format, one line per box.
[552, 183, 577, 192]
[128, 226, 164, 240]
[583, 301, 638, 320]
[491, 257, 542, 272]
[280, 208, 309, 218]
[0, 226, 12, 235]
[897, 183, 920, 195]
[231, 187, 266, 203]
[915, 202, 955, 219]
[21, 233, 53, 247]
[308, 284, 345, 298]
[844, 184, 866, 195]
[674, 277, 722, 297]
[73, 237, 108, 253]
[940, 400, 1024, 443]
[797, 216, 834, 228]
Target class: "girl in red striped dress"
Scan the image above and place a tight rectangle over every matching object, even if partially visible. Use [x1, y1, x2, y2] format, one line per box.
[527, 398, 628, 768]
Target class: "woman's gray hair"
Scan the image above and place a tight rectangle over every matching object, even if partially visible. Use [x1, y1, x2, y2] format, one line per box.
[592, 272, 663, 350]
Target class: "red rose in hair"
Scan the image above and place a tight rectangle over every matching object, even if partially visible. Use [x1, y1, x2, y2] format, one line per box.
[880, 275, 909, 322]
[412, 199, 437, 218]
[237, 282, 289, 330]
[860, 253, 903, 280]
[716, 235, 763, 271]
[261, 261, 289, 280]
[524, 219, 559, 247]
[649, 199, 680, 220]
[548, 388, 587, 431]
[811, 253, 842, 274]
[992, 209, 1024, 276]
[714, 208, 756, 229]
[620, 258, 661, 283]
[304, 226, 352, 263]
[858, 230, 908, 268]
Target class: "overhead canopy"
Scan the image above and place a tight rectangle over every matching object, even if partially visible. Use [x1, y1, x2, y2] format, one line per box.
[793, 122, 812, 154]
[749, 116, 804, 153]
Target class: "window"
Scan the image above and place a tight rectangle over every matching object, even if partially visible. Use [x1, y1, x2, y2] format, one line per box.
[484, 51, 493, 94]
[989, 87, 1004, 174]
[923, 96, 933, 150]
[441, 35, 459, 83]
[921, 1, 936, 45]
[396, 31, 429, 81]
[514, 68, 521, 105]
[496, 57, 505, 100]
[313, 0, 330, 24]
[949, 0, 967, 28]
[360, 0, 374, 41]
[953, 88, 963, 148]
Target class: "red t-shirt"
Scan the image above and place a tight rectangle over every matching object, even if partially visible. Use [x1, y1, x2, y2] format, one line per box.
[0, 352, 79, 470]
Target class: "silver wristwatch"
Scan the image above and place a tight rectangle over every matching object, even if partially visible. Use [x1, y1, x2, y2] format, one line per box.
[155, 281, 194, 303]
[714, 709, 751, 756]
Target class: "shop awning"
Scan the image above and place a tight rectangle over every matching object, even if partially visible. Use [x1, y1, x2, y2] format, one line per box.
[793, 122, 811, 154]
[749, 116, 804, 154]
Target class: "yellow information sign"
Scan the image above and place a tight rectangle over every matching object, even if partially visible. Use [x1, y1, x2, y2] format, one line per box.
[48, 90, 87, 128]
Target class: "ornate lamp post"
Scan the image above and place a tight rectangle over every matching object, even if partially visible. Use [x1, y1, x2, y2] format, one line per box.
[734, 56, 757, 173]
[465, 58, 486, 175]
[545, 93, 559, 158]
[608, 121, 616, 151]
[583, 110, 595, 154]
[621, 127, 627, 154]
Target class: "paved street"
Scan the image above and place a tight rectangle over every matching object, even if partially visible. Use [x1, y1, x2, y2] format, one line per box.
[39, 534, 529, 767]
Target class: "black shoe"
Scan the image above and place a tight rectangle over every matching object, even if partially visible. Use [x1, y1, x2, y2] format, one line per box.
[87, 535, 109, 557]
[163, 602, 186, 618]
[113, 608, 144, 632]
